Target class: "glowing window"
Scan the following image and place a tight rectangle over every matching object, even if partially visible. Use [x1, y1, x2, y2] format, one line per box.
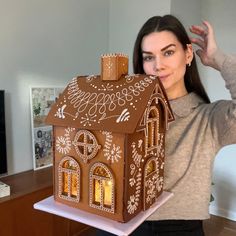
[89, 163, 115, 213]
[58, 157, 80, 202]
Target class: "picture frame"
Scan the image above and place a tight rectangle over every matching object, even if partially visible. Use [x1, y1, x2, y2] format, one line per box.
[30, 87, 64, 170]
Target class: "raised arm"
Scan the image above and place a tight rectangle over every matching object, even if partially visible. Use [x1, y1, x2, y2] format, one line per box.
[189, 20, 236, 101]
[190, 21, 236, 148]
[189, 20, 226, 71]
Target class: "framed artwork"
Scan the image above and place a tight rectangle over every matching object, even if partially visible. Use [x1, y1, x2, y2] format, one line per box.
[30, 87, 63, 170]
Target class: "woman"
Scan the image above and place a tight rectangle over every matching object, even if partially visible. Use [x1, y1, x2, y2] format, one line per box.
[97, 15, 236, 235]
[133, 14, 236, 236]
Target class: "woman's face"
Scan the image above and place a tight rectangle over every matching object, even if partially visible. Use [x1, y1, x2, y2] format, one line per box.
[141, 31, 193, 99]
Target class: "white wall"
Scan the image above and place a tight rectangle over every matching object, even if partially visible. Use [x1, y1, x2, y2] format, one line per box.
[0, 0, 109, 175]
[170, 0, 202, 29]
[200, 0, 236, 221]
[109, 0, 171, 72]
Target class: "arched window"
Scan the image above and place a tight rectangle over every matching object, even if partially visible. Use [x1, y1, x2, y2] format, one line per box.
[146, 106, 159, 153]
[58, 156, 80, 202]
[89, 163, 115, 213]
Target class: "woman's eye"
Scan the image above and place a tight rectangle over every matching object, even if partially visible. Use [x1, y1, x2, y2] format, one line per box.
[143, 56, 154, 61]
[164, 50, 174, 56]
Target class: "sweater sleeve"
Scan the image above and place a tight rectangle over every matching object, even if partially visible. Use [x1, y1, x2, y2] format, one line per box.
[221, 54, 236, 104]
[209, 52, 236, 150]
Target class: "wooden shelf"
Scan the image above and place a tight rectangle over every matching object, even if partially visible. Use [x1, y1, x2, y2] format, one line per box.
[0, 167, 53, 203]
[0, 167, 90, 236]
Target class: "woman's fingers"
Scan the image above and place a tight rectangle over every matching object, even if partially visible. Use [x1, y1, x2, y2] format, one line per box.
[189, 20, 219, 68]
[189, 25, 207, 38]
[202, 20, 213, 36]
[195, 49, 204, 60]
[190, 37, 205, 49]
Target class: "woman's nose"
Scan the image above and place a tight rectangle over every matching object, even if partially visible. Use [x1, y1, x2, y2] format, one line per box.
[153, 58, 163, 72]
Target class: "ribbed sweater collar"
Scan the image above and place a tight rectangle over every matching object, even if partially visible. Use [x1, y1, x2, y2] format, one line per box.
[169, 92, 205, 117]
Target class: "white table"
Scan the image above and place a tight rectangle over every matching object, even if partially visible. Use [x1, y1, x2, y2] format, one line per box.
[34, 191, 173, 236]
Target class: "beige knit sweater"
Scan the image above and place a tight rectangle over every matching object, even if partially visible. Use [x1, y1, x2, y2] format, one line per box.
[148, 53, 236, 220]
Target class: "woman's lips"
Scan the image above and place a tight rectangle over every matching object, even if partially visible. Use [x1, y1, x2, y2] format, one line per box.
[158, 74, 169, 81]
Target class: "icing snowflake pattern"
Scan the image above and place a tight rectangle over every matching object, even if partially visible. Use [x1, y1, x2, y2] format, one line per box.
[105, 144, 122, 163]
[80, 113, 97, 126]
[56, 127, 75, 154]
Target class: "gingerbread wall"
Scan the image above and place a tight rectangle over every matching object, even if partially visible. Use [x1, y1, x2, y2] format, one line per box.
[53, 126, 129, 222]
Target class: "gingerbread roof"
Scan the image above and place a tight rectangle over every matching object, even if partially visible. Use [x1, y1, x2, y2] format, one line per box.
[45, 54, 174, 133]
[46, 76, 174, 134]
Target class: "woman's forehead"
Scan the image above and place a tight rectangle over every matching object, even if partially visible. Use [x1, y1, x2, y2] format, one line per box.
[141, 31, 180, 51]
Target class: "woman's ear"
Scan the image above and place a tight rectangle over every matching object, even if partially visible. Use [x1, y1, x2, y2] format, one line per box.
[186, 44, 194, 65]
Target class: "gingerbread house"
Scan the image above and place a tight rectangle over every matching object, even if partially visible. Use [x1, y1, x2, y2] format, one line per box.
[45, 53, 174, 223]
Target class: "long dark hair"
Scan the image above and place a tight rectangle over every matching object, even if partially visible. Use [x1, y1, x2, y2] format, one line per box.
[133, 14, 210, 103]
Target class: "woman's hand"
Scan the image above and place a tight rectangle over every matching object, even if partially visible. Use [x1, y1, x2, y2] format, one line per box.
[189, 21, 222, 71]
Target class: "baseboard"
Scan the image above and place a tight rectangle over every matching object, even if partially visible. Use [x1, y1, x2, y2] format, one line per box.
[209, 205, 236, 221]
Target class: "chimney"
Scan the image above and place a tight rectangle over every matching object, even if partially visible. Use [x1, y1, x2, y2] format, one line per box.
[101, 53, 128, 81]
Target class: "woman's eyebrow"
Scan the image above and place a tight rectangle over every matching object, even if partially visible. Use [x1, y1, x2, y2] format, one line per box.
[142, 44, 176, 54]
[141, 50, 153, 54]
[161, 44, 176, 51]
